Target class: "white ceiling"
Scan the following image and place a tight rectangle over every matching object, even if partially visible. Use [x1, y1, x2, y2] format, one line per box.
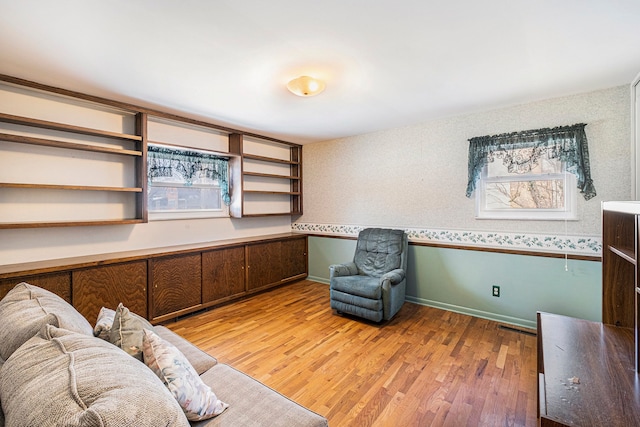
[1, 0, 640, 144]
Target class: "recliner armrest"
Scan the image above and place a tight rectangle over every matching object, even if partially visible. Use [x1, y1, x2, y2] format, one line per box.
[380, 269, 405, 286]
[329, 262, 358, 279]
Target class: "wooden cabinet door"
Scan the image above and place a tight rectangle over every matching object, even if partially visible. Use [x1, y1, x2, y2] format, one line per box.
[202, 246, 245, 303]
[281, 236, 308, 280]
[0, 272, 71, 303]
[150, 253, 201, 320]
[72, 261, 147, 323]
[246, 241, 282, 291]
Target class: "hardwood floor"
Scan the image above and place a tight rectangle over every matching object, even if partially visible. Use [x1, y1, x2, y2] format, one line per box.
[167, 280, 538, 427]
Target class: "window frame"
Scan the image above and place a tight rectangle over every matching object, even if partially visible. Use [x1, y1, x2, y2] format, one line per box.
[147, 144, 230, 221]
[475, 161, 578, 221]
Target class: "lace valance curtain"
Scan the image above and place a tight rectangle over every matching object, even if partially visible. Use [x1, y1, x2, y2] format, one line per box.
[465, 123, 596, 200]
[147, 145, 231, 205]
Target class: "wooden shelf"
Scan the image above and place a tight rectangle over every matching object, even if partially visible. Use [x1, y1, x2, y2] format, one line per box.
[243, 153, 299, 165]
[0, 112, 141, 142]
[0, 182, 143, 192]
[241, 213, 300, 218]
[0, 132, 142, 156]
[243, 171, 301, 180]
[244, 190, 301, 195]
[0, 219, 145, 229]
[608, 245, 636, 265]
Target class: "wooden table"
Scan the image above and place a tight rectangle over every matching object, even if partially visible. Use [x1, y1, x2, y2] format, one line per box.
[537, 312, 640, 426]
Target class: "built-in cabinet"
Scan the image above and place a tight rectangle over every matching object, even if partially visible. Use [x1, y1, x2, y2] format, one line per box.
[72, 261, 148, 321]
[0, 272, 72, 303]
[0, 234, 308, 324]
[150, 254, 203, 321]
[202, 247, 245, 304]
[537, 201, 640, 426]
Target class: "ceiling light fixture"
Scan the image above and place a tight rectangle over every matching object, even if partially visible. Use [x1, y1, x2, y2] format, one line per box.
[286, 76, 326, 97]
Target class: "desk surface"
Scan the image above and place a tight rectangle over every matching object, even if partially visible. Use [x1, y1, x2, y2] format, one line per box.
[538, 312, 640, 426]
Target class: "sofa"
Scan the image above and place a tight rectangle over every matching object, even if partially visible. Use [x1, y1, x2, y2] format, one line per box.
[0, 283, 328, 427]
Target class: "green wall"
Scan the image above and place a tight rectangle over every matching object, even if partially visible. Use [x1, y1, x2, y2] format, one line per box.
[308, 236, 602, 329]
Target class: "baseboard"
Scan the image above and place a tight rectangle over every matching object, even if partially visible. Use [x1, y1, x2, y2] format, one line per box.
[307, 277, 536, 330]
[308, 275, 330, 285]
[405, 295, 536, 330]
[307, 276, 537, 330]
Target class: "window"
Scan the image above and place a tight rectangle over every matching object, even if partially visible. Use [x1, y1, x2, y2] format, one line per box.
[476, 148, 577, 220]
[147, 144, 231, 220]
[466, 123, 595, 221]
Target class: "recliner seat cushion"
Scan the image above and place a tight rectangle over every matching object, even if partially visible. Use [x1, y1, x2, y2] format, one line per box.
[330, 275, 382, 299]
[354, 229, 404, 277]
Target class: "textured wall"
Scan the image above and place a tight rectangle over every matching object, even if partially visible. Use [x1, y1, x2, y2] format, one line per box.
[300, 85, 630, 239]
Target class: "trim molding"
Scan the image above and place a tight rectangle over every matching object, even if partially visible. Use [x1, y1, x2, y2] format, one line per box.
[309, 277, 535, 330]
[404, 295, 537, 330]
[293, 222, 602, 257]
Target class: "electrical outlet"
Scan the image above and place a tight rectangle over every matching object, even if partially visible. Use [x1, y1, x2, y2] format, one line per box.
[492, 285, 500, 297]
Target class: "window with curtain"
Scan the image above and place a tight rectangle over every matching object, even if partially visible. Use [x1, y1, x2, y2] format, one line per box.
[147, 144, 231, 220]
[466, 124, 595, 220]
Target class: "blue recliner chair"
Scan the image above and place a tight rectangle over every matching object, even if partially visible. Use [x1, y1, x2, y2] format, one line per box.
[329, 228, 408, 322]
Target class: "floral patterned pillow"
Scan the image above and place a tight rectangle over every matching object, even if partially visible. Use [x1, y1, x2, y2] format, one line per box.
[142, 329, 229, 421]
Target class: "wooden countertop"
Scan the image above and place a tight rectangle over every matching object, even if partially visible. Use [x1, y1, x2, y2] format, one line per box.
[0, 232, 307, 279]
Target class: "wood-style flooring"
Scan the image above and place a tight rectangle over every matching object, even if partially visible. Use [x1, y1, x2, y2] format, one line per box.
[166, 280, 537, 427]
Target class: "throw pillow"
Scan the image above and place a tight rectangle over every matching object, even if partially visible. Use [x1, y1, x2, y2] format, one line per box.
[94, 307, 116, 341]
[0, 324, 189, 427]
[0, 282, 93, 360]
[109, 302, 155, 360]
[142, 329, 229, 421]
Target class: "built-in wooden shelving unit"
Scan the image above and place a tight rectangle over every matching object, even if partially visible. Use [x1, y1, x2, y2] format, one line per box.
[0, 74, 303, 227]
[229, 133, 302, 218]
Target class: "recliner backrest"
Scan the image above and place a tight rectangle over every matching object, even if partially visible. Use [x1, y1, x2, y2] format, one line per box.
[353, 228, 407, 277]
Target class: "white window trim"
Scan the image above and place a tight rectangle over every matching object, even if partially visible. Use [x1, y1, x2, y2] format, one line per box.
[149, 208, 229, 221]
[475, 166, 578, 221]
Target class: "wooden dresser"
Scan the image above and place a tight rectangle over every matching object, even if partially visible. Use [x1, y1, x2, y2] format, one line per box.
[537, 201, 640, 426]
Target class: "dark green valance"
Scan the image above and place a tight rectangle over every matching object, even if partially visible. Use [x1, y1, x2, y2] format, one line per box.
[466, 123, 596, 200]
[148, 145, 231, 205]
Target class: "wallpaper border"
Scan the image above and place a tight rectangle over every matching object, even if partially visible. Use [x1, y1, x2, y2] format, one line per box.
[292, 222, 602, 256]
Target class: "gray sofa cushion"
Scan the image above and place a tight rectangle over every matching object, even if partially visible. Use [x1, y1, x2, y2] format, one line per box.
[155, 325, 218, 375]
[192, 364, 328, 427]
[0, 356, 3, 427]
[0, 324, 189, 427]
[354, 228, 404, 277]
[0, 282, 93, 360]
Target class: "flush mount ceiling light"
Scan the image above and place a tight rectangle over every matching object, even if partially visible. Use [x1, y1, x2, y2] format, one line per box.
[286, 76, 326, 97]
